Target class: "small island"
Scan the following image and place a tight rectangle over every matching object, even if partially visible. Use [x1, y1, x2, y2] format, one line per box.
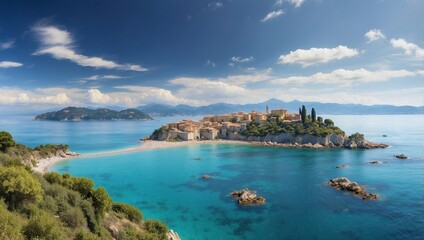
[148, 105, 388, 149]
[35, 107, 152, 121]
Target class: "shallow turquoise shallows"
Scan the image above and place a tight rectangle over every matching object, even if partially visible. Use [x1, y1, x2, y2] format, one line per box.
[2, 115, 424, 239]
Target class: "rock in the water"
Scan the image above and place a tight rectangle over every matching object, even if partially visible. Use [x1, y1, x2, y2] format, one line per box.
[202, 175, 210, 179]
[328, 177, 378, 200]
[194, 157, 202, 160]
[231, 189, 265, 205]
[368, 160, 382, 164]
[394, 154, 408, 159]
[382, 135, 387, 137]
[336, 165, 349, 168]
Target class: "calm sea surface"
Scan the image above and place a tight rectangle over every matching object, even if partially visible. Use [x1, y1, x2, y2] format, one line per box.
[1, 115, 423, 239]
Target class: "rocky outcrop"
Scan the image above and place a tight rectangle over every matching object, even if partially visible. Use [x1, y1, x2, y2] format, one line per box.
[394, 154, 408, 159]
[150, 126, 388, 149]
[368, 160, 382, 164]
[168, 229, 181, 240]
[344, 139, 389, 149]
[202, 175, 210, 179]
[231, 189, 265, 205]
[328, 177, 378, 200]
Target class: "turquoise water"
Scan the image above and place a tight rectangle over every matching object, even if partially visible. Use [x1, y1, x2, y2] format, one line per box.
[0, 115, 199, 154]
[2, 115, 424, 239]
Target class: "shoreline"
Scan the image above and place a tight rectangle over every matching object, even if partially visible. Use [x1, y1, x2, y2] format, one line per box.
[33, 139, 388, 174]
[33, 140, 253, 174]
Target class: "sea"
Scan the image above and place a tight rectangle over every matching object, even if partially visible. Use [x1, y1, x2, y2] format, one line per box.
[1, 114, 423, 240]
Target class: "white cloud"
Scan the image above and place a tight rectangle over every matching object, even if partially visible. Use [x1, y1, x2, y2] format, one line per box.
[170, 77, 249, 102]
[278, 45, 359, 67]
[206, 60, 216, 68]
[33, 25, 147, 71]
[0, 61, 23, 68]
[87, 89, 117, 104]
[81, 75, 127, 81]
[271, 68, 417, 87]
[390, 38, 424, 57]
[114, 85, 202, 106]
[275, 0, 304, 8]
[0, 40, 15, 50]
[208, 1, 223, 9]
[261, 10, 284, 22]
[365, 29, 386, 43]
[231, 56, 254, 63]
[0, 87, 72, 105]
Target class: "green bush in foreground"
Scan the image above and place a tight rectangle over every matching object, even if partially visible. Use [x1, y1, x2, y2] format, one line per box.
[0, 166, 44, 209]
[112, 202, 143, 223]
[0, 200, 25, 240]
[0, 131, 170, 240]
[144, 220, 168, 239]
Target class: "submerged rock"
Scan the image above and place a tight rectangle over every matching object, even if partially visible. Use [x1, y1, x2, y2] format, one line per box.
[231, 189, 265, 205]
[328, 177, 378, 200]
[394, 154, 408, 159]
[368, 160, 382, 164]
[194, 157, 202, 160]
[336, 165, 349, 168]
[202, 175, 210, 179]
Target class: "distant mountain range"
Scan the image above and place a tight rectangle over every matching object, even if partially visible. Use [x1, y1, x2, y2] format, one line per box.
[136, 98, 424, 116]
[35, 107, 152, 121]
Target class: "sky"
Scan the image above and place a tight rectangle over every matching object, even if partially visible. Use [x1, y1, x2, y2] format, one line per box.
[0, 0, 423, 110]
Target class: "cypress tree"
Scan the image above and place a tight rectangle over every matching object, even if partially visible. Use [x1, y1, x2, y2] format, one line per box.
[298, 107, 301, 115]
[311, 108, 316, 122]
[301, 105, 307, 123]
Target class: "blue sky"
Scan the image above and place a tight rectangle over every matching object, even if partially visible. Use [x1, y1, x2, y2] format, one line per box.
[0, 0, 423, 109]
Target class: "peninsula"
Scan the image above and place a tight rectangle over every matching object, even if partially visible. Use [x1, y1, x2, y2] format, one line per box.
[35, 107, 152, 121]
[149, 106, 388, 149]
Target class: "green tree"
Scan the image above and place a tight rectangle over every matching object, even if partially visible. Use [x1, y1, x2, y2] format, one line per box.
[144, 220, 168, 239]
[0, 166, 44, 209]
[0, 131, 16, 152]
[317, 116, 323, 124]
[298, 107, 301, 115]
[91, 187, 112, 217]
[112, 202, 143, 223]
[0, 201, 25, 240]
[72, 177, 94, 199]
[324, 119, 334, 127]
[23, 211, 71, 240]
[301, 105, 307, 124]
[311, 108, 316, 122]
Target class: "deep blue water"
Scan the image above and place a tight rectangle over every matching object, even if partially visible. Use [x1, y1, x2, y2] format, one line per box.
[2, 115, 424, 239]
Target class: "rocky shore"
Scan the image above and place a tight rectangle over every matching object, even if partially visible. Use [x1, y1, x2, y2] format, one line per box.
[328, 177, 378, 200]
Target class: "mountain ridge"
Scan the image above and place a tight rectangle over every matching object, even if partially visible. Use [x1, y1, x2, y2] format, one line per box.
[136, 99, 424, 116]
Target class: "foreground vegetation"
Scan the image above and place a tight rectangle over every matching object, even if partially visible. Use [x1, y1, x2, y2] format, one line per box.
[241, 106, 345, 137]
[0, 131, 169, 240]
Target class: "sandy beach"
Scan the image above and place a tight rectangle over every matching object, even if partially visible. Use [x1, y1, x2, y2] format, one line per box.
[33, 140, 252, 174]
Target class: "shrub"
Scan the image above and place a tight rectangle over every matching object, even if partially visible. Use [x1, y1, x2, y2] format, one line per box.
[112, 202, 143, 223]
[75, 228, 101, 240]
[349, 132, 365, 142]
[0, 131, 16, 152]
[91, 187, 112, 217]
[144, 220, 168, 239]
[23, 211, 71, 240]
[0, 166, 44, 209]
[60, 206, 87, 229]
[81, 199, 100, 234]
[0, 200, 25, 240]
